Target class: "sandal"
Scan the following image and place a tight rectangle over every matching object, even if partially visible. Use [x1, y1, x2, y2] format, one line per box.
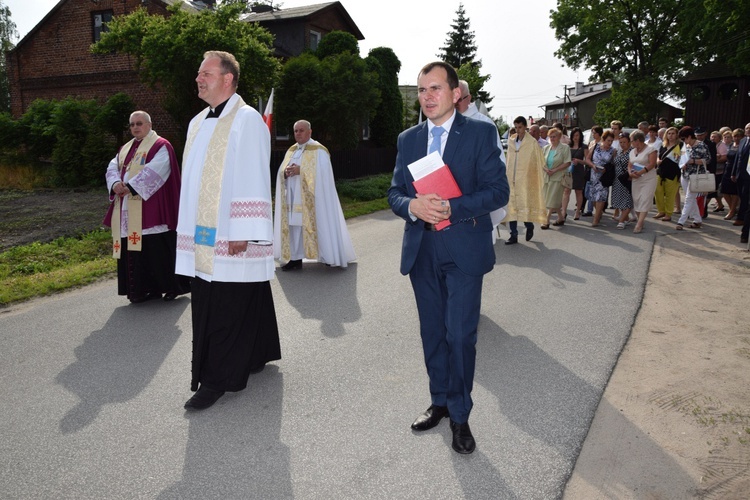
[689, 222, 702, 229]
[661, 217, 671, 223]
[676, 223, 683, 231]
[616, 222, 626, 229]
[574, 210, 581, 220]
[653, 213, 666, 219]
[552, 220, 565, 226]
[633, 226, 643, 234]
[540, 224, 550, 230]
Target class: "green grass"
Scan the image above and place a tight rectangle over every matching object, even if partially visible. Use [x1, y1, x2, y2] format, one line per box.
[1, 173, 394, 306]
[0, 230, 116, 305]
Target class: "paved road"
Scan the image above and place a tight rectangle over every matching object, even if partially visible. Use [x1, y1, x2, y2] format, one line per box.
[0, 211, 654, 499]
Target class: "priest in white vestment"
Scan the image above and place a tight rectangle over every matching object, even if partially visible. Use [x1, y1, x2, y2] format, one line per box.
[273, 120, 356, 270]
[176, 51, 281, 411]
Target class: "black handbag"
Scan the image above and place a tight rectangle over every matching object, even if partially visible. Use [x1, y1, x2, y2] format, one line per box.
[617, 169, 632, 191]
[600, 161, 616, 187]
[657, 144, 681, 180]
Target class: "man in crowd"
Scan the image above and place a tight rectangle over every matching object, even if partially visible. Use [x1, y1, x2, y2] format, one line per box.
[273, 120, 356, 270]
[529, 124, 547, 147]
[732, 122, 750, 242]
[503, 116, 547, 244]
[610, 120, 623, 152]
[455, 80, 506, 165]
[176, 50, 281, 411]
[388, 61, 508, 454]
[103, 111, 189, 303]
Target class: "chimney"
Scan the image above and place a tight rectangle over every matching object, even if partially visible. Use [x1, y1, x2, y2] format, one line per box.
[251, 5, 274, 13]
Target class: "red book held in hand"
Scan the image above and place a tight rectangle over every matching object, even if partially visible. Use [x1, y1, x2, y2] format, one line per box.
[409, 152, 462, 230]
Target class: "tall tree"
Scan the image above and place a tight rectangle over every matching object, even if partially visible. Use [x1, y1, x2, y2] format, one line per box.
[437, 3, 476, 68]
[92, 3, 280, 139]
[0, 0, 18, 113]
[366, 47, 402, 147]
[437, 3, 493, 108]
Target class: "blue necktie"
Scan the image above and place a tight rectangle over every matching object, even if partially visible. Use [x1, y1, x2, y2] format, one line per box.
[429, 126, 445, 155]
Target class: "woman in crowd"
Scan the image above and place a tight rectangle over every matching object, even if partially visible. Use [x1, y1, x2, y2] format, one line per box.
[720, 129, 743, 220]
[627, 131, 658, 233]
[561, 127, 587, 220]
[541, 128, 572, 228]
[582, 126, 604, 217]
[645, 125, 662, 150]
[676, 126, 711, 230]
[584, 129, 615, 226]
[653, 127, 683, 223]
[710, 130, 728, 212]
[552, 122, 570, 144]
[612, 132, 634, 229]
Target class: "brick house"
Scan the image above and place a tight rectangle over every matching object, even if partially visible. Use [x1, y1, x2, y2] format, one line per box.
[6, 0, 363, 145]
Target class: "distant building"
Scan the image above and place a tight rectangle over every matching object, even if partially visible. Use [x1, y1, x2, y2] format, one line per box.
[542, 81, 681, 129]
[679, 62, 750, 131]
[6, 0, 364, 144]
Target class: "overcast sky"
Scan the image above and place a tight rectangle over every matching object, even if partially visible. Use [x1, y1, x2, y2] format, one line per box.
[6, 0, 593, 123]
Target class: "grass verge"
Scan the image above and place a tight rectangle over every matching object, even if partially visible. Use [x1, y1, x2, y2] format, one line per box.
[0, 173, 393, 306]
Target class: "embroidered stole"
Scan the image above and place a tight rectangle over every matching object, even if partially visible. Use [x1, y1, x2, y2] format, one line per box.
[182, 97, 245, 275]
[278, 144, 327, 261]
[111, 130, 160, 258]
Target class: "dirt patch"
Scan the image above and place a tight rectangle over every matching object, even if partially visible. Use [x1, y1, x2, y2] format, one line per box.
[0, 190, 110, 252]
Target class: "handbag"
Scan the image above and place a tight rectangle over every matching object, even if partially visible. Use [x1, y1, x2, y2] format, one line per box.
[562, 171, 573, 189]
[617, 169, 632, 191]
[657, 145, 681, 180]
[599, 161, 616, 187]
[688, 171, 715, 193]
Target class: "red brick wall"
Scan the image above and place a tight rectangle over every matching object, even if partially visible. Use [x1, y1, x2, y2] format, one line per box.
[6, 0, 180, 143]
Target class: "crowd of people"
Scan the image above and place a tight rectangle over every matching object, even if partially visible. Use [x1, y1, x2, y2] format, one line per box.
[501, 116, 750, 244]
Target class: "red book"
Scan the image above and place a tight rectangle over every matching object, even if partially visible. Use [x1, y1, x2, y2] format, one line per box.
[412, 164, 462, 230]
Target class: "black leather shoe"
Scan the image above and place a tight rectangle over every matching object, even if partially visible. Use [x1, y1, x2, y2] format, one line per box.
[411, 405, 449, 431]
[504, 236, 518, 245]
[184, 387, 225, 410]
[449, 420, 476, 454]
[525, 226, 534, 241]
[130, 292, 161, 304]
[281, 259, 302, 271]
[741, 236, 748, 244]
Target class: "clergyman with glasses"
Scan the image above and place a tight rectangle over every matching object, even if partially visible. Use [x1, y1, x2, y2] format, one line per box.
[103, 110, 190, 303]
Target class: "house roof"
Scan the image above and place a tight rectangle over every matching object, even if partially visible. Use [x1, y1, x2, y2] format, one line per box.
[242, 1, 364, 40]
[10, 0, 200, 51]
[679, 61, 748, 83]
[542, 87, 611, 107]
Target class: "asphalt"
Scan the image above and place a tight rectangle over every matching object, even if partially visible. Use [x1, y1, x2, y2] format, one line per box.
[0, 210, 655, 499]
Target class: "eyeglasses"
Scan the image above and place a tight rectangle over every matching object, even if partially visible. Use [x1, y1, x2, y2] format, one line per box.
[458, 95, 470, 102]
[129, 121, 144, 127]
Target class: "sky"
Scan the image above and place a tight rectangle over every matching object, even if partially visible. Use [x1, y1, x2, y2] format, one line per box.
[5, 0, 594, 123]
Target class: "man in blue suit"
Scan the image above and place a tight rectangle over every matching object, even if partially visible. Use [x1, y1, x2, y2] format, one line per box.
[732, 123, 750, 243]
[388, 61, 509, 454]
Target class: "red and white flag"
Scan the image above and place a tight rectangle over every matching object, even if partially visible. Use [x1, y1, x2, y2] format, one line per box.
[263, 88, 274, 133]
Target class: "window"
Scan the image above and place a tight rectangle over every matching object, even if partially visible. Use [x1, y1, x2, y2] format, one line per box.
[718, 83, 739, 101]
[309, 30, 321, 51]
[92, 11, 113, 42]
[691, 85, 710, 102]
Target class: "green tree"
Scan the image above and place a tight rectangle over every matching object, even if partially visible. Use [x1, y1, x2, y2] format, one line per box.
[366, 47, 402, 147]
[276, 36, 380, 150]
[457, 62, 491, 111]
[92, 3, 280, 140]
[315, 30, 359, 59]
[0, 1, 18, 113]
[552, 0, 750, 124]
[437, 3, 476, 68]
[437, 3, 493, 108]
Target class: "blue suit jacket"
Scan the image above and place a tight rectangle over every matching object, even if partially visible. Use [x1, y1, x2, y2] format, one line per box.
[388, 113, 509, 276]
[732, 137, 750, 179]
